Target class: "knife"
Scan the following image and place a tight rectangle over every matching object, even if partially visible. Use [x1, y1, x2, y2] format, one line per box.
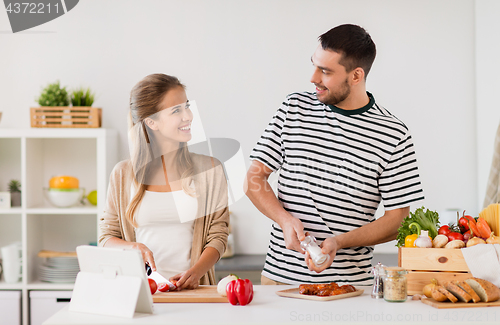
[147, 269, 177, 291]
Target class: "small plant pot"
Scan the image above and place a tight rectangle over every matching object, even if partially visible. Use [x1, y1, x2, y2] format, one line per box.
[11, 192, 21, 207]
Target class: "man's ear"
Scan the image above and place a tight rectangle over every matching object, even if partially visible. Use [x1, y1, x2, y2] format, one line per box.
[144, 118, 158, 131]
[351, 67, 365, 85]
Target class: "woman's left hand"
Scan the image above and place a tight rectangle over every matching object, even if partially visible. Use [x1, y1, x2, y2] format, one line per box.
[169, 268, 203, 290]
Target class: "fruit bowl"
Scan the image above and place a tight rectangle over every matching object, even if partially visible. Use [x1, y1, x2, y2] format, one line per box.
[43, 188, 84, 208]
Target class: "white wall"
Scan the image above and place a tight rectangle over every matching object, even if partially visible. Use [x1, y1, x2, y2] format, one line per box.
[476, 0, 500, 211]
[0, 0, 489, 254]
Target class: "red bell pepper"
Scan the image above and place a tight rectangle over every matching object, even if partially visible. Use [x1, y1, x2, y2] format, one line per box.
[226, 278, 253, 306]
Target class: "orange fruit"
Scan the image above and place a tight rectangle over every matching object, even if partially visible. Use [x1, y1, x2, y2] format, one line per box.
[49, 176, 79, 189]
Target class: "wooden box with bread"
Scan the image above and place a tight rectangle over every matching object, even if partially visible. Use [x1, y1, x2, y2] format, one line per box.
[396, 205, 500, 296]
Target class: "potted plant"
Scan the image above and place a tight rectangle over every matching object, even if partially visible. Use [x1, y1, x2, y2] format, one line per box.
[70, 87, 95, 107]
[36, 81, 69, 107]
[31, 81, 101, 128]
[8, 180, 21, 207]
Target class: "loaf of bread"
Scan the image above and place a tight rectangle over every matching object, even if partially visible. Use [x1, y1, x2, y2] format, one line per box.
[433, 285, 458, 303]
[431, 286, 448, 302]
[464, 278, 500, 302]
[456, 280, 481, 303]
[445, 281, 472, 303]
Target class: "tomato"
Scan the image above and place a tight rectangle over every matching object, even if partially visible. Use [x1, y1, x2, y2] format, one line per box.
[447, 232, 464, 242]
[158, 283, 170, 292]
[458, 217, 470, 232]
[148, 278, 157, 295]
[438, 225, 451, 236]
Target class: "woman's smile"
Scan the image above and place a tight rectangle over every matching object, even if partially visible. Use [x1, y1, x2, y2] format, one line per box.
[179, 124, 191, 133]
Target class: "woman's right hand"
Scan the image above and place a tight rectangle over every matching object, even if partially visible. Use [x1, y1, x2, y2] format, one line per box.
[132, 242, 156, 272]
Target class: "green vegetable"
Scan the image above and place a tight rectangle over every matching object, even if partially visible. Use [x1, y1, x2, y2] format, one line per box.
[409, 222, 421, 235]
[396, 207, 440, 247]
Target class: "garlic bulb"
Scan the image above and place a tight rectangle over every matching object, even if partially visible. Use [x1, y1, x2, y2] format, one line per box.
[415, 230, 433, 248]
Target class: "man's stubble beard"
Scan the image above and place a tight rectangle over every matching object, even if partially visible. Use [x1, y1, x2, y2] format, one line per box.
[318, 78, 351, 106]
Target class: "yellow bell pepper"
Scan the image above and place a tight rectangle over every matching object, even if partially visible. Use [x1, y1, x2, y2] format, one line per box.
[405, 234, 419, 247]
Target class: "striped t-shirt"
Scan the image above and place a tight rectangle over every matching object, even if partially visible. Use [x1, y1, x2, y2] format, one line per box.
[250, 91, 424, 285]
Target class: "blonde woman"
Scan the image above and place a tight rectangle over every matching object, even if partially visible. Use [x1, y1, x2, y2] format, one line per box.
[99, 74, 229, 290]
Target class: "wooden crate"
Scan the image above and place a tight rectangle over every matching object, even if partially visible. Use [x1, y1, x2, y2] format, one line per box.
[398, 247, 472, 295]
[31, 107, 101, 128]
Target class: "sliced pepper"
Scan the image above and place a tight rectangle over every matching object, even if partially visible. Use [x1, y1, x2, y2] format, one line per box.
[405, 234, 419, 247]
[226, 278, 254, 306]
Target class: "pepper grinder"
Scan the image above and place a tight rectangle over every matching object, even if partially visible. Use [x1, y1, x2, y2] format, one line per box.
[371, 262, 385, 299]
[300, 235, 329, 267]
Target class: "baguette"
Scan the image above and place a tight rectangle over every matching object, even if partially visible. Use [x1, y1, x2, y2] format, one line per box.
[464, 278, 500, 302]
[456, 280, 481, 303]
[445, 281, 472, 303]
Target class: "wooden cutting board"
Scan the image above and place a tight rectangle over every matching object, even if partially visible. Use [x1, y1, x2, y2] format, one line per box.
[422, 297, 500, 309]
[153, 286, 228, 303]
[276, 287, 364, 301]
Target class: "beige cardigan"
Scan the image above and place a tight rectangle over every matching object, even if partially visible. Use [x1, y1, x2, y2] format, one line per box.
[98, 153, 229, 285]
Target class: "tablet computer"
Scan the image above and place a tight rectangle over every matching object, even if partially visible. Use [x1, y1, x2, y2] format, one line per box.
[70, 245, 153, 317]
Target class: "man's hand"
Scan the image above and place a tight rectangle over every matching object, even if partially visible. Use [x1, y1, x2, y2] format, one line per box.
[245, 160, 307, 252]
[304, 237, 338, 273]
[280, 215, 306, 253]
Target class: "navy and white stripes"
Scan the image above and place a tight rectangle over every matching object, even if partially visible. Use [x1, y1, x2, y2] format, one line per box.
[250, 91, 424, 285]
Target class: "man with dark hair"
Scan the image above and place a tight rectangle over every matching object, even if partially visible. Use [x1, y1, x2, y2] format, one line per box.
[245, 24, 424, 285]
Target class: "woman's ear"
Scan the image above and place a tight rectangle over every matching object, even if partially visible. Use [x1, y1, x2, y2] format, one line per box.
[144, 118, 158, 131]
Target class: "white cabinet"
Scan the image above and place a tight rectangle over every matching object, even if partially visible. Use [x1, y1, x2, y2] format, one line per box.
[0, 128, 117, 325]
[30, 291, 72, 325]
[0, 290, 22, 325]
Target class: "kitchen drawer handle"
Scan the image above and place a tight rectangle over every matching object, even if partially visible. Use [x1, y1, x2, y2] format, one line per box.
[56, 298, 71, 303]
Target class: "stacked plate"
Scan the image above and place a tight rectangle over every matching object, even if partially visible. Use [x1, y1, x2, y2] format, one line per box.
[39, 257, 80, 283]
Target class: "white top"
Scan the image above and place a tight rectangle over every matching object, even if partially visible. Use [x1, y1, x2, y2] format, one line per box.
[134, 188, 198, 279]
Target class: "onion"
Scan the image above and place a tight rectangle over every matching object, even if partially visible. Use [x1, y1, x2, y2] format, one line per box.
[217, 274, 239, 296]
[466, 237, 486, 247]
[486, 232, 500, 245]
[463, 232, 472, 243]
[423, 279, 438, 298]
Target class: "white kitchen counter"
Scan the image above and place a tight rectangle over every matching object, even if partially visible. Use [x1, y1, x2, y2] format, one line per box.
[44, 285, 500, 325]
